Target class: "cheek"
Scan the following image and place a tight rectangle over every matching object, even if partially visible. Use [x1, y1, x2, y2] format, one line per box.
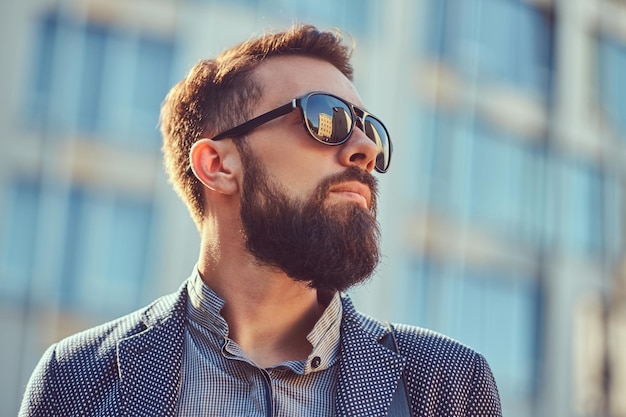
[265, 154, 336, 196]
[251, 129, 341, 196]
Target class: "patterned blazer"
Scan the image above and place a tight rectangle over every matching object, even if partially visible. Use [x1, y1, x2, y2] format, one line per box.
[20, 281, 502, 417]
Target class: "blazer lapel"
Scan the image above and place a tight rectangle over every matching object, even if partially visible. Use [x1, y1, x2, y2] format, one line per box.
[117, 291, 187, 417]
[336, 299, 407, 417]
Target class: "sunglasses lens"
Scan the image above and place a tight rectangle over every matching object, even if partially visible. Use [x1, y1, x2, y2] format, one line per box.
[303, 93, 391, 173]
[304, 94, 352, 144]
[363, 116, 391, 172]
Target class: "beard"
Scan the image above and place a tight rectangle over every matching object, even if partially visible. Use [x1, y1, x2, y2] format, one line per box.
[238, 146, 381, 293]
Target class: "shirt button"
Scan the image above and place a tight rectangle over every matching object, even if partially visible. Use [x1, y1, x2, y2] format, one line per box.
[311, 356, 322, 369]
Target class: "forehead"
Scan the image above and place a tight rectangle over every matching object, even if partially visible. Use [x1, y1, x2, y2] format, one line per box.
[251, 55, 363, 110]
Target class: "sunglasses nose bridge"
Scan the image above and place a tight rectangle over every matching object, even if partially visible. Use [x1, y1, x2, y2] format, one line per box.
[351, 106, 366, 132]
[354, 117, 364, 132]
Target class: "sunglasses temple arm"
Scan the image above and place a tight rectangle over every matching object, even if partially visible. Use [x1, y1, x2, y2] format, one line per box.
[211, 102, 296, 141]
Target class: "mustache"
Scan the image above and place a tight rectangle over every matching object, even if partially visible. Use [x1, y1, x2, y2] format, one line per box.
[314, 166, 379, 214]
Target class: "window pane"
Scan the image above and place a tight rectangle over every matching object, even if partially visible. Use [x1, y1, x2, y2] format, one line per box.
[34, 15, 57, 93]
[77, 22, 107, 132]
[62, 189, 155, 316]
[469, 121, 545, 244]
[423, 112, 546, 245]
[295, 0, 371, 34]
[130, 36, 176, 144]
[598, 35, 626, 139]
[425, 0, 553, 94]
[27, 11, 176, 148]
[107, 196, 154, 287]
[0, 180, 40, 301]
[551, 157, 604, 255]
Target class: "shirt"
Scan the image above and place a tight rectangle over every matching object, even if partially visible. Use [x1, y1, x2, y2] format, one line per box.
[176, 270, 343, 416]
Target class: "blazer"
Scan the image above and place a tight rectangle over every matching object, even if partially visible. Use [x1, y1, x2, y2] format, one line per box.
[19, 281, 502, 417]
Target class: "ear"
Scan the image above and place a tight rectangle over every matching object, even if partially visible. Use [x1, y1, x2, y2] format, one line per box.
[189, 138, 240, 195]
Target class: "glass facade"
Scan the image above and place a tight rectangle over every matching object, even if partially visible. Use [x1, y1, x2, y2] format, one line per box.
[426, 0, 553, 94]
[0, 180, 155, 317]
[192, 0, 373, 34]
[58, 187, 155, 315]
[598, 34, 626, 139]
[418, 111, 547, 246]
[29, 11, 175, 147]
[0, 180, 40, 302]
[549, 156, 609, 256]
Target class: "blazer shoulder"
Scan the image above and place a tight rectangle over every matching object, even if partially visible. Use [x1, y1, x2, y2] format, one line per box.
[53, 284, 187, 362]
[391, 323, 477, 359]
[20, 284, 188, 416]
[391, 323, 502, 416]
[390, 322, 490, 383]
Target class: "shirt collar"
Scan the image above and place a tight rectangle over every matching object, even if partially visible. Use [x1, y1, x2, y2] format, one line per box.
[304, 291, 342, 373]
[186, 267, 343, 374]
[187, 269, 229, 337]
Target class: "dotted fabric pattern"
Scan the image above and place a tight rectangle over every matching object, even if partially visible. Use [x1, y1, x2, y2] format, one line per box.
[19, 280, 502, 417]
[338, 295, 503, 417]
[19, 289, 186, 417]
[393, 323, 502, 416]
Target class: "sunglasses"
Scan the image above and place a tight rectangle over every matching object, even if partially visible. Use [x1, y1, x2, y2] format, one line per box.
[210, 91, 392, 173]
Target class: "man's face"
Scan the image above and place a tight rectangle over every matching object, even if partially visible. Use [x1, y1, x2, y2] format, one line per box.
[239, 142, 380, 292]
[235, 55, 384, 292]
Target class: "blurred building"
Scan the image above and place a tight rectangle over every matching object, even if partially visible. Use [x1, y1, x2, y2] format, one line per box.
[1, 0, 625, 416]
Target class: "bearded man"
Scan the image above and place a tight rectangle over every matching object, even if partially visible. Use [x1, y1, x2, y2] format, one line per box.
[20, 24, 502, 417]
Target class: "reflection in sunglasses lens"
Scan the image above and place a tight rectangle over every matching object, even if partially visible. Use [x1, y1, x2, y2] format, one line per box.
[309, 96, 351, 143]
[305, 93, 390, 172]
[363, 117, 389, 172]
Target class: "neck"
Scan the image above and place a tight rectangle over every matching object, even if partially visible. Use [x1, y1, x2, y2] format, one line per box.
[197, 245, 325, 368]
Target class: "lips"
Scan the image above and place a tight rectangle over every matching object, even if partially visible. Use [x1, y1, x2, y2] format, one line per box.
[328, 181, 372, 209]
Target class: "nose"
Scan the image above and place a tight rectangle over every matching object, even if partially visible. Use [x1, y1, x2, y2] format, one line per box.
[337, 120, 379, 173]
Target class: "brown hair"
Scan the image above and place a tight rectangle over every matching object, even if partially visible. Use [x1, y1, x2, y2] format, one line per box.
[160, 24, 354, 228]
